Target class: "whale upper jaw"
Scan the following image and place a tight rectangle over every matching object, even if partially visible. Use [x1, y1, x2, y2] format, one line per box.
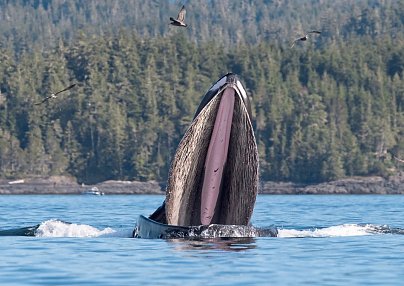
[193, 73, 252, 122]
[163, 73, 259, 227]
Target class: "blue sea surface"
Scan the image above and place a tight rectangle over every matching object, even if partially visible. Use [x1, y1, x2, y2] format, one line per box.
[0, 194, 403, 285]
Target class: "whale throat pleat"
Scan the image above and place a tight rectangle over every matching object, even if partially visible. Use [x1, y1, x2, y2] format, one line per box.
[200, 87, 235, 225]
[165, 88, 258, 226]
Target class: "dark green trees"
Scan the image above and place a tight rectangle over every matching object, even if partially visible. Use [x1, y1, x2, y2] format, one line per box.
[0, 1, 402, 184]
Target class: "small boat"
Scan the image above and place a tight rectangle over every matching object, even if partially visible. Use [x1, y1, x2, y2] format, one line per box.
[82, 187, 104, 196]
[8, 179, 25, 185]
[133, 215, 277, 239]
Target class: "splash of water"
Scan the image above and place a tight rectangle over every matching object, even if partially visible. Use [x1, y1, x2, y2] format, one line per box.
[1, 220, 399, 238]
[34, 219, 132, 238]
[277, 224, 376, 238]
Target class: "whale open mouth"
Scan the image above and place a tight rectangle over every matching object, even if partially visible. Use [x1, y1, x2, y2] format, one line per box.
[164, 74, 258, 226]
[200, 86, 235, 225]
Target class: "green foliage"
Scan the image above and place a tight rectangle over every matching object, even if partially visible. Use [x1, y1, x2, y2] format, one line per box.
[0, 1, 403, 183]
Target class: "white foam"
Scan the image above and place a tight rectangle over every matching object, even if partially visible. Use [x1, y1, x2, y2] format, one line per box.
[98, 228, 134, 238]
[33, 220, 383, 239]
[35, 219, 117, 238]
[277, 224, 374, 238]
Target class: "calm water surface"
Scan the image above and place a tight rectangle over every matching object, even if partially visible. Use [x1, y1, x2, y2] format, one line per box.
[0, 194, 403, 285]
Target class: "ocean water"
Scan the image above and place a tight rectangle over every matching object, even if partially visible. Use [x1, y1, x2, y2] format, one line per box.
[0, 194, 403, 285]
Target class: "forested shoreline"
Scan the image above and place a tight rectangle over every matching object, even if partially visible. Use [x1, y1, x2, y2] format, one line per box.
[0, 1, 403, 185]
[1, 173, 403, 194]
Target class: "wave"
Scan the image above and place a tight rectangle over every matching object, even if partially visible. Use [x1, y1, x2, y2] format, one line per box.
[1, 220, 403, 238]
[278, 224, 373, 238]
[277, 224, 404, 238]
[0, 219, 133, 238]
[34, 219, 129, 238]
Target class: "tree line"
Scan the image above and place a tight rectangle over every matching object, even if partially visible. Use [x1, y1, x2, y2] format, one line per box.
[0, 0, 403, 183]
[1, 0, 403, 53]
[0, 31, 402, 183]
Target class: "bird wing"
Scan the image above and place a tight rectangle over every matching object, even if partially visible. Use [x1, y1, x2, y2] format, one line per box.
[394, 156, 404, 163]
[34, 96, 52, 105]
[290, 38, 299, 48]
[53, 83, 76, 96]
[308, 30, 321, 34]
[177, 5, 186, 22]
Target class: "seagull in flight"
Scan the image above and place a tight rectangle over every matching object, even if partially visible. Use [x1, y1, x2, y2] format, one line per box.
[393, 156, 404, 163]
[291, 30, 321, 48]
[34, 83, 76, 105]
[170, 5, 187, 27]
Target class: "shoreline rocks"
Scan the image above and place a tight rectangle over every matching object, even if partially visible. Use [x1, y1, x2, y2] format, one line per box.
[259, 174, 404, 194]
[0, 173, 403, 195]
[0, 176, 164, 195]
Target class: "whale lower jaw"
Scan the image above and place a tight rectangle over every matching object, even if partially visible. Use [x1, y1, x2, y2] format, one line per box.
[165, 84, 258, 226]
[134, 215, 278, 239]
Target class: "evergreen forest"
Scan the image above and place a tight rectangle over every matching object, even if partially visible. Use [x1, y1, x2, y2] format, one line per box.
[0, 0, 403, 184]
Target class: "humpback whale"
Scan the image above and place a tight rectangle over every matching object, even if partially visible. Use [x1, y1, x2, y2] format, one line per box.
[135, 73, 277, 238]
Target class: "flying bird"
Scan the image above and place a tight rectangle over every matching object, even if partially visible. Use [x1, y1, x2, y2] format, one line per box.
[34, 83, 76, 105]
[393, 156, 404, 163]
[170, 5, 187, 27]
[291, 30, 321, 48]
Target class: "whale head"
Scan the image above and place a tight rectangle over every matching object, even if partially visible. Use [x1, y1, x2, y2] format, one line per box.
[150, 73, 258, 226]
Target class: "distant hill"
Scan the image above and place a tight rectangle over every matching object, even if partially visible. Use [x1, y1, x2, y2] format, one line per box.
[0, 0, 402, 184]
[1, 0, 403, 53]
